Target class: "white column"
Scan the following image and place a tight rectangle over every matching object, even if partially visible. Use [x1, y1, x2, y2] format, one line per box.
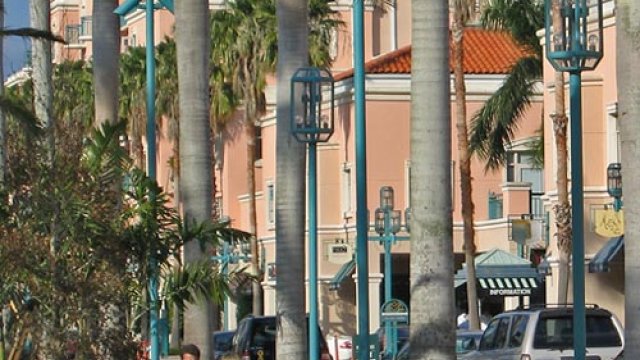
[353, 272, 383, 333]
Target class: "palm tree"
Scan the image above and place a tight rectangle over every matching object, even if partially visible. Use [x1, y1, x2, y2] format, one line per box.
[469, 0, 573, 304]
[119, 46, 148, 168]
[175, 0, 214, 358]
[211, 0, 276, 316]
[618, 1, 640, 357]
[410, 0, 456, 358]
[548, 0, 571, 305]
[451, 0, 481, 331]
[211, 0, 341, 317]
[92, 0, 120, 126]
[274, 0, 309, 357]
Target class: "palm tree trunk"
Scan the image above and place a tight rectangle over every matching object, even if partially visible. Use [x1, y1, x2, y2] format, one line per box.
[410, 0, 456, 358]
[30, 0, 53, 158]
[452, 9, 480, 331]
[245, 119, 263, 316]
[92, 3, 125, 358]
[551, 0, 571, 306]
[618, 1, 640, 358]
[93, 0, 120, 126]
[275, 0, 309, 357]
[170, 144, 182, 350]
[175, 0, 214, 358]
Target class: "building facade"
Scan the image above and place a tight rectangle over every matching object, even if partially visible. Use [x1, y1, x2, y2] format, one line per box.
[43, 0, 624, 342]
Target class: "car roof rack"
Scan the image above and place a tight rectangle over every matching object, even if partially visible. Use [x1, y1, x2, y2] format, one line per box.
[512, 303, 600, 311]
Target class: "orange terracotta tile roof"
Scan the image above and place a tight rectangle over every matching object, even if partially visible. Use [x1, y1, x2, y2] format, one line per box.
[334, 28, 528, 81]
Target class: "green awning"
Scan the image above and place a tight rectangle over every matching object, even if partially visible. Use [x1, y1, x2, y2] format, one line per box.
[589, 236, 624, 273]
[454, 248, 541, 295]
[329, 258, 356, 291]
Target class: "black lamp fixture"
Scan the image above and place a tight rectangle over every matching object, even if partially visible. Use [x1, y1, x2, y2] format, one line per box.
[607, 162, 622, 211]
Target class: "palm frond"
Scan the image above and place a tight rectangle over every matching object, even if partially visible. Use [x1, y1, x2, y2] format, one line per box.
[469, 55, 542, 171]
[481, 0, 543, 53]
[0, 27, 64, 43]
[161, 260, 233, 312]
[0, 94, 43, 138]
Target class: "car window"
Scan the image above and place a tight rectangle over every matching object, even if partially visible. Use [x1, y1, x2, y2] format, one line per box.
[533, 313, 622, 349]
[586, 315, 622, 347]
[479, 317, 509, 350]
[508, 315, 529, 348]
[456, 334, 480, 353]
[251, 319, 277, 347]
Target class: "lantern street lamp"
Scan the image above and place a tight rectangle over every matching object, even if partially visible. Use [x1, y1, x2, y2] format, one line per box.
[370, 186, 410, 359]
[114, 2, 174, 360]
[210, 219, 251, 331]
[607, 163, 623, 211]
[290, 67, 335, 360]
[544, 1, 604, 359]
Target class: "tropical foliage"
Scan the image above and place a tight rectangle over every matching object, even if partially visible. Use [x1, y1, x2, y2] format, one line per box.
[469, 0, 544, 170]
[0, 65, 248, 358]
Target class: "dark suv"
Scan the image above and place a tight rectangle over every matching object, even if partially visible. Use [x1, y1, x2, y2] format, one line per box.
[230, 315, 333, 360]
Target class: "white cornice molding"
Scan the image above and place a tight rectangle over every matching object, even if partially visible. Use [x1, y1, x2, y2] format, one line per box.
[50, 0, 80, 11]
[333, 74, 542, 102]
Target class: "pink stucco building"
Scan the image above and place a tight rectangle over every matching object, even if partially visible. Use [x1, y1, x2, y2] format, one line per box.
[46, 0, 624, 342]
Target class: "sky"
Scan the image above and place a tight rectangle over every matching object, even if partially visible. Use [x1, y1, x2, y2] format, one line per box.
[4, 0, 31, 80]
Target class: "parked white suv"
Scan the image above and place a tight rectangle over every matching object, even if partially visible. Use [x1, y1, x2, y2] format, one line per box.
[460, 305, 624, 360]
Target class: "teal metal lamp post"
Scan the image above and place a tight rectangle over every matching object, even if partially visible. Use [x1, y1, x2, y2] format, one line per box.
[290, 67, 335, 360]
[371, 186, 410, 359]
[210, 220, 251, 331]
[607, 163, 623, 211]
[114, 2, 174, 360]
[352, 1, 370, 359]
[544, 1, 603, 359]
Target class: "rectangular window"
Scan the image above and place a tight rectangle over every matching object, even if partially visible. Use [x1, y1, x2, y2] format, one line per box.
[80, 16, 92, 37]
[255, 125, 263, 161]
[341, 164, 352, 217]
[266, 182, 275, 226]
[506, 150, 543, 192]
[405, 160, 412, 208]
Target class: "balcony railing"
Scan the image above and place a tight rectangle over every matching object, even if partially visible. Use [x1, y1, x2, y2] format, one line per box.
[64, 24, 81, 45]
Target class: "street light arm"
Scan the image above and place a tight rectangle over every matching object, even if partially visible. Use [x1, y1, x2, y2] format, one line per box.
[114, 0, 140, 16]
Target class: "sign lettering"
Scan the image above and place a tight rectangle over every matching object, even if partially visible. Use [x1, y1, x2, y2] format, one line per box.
[489, 288, 532, 296]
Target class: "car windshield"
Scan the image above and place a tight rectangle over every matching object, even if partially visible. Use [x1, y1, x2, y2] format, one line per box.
[533, 314, 622, 349]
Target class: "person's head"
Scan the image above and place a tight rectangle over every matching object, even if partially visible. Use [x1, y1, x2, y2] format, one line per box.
[181, 344, 200, 360]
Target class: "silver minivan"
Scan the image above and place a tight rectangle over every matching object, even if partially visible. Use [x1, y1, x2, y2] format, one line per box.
[460, 305, 624, 360]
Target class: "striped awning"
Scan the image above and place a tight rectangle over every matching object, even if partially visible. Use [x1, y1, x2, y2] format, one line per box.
[479, 277, 538, 296]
